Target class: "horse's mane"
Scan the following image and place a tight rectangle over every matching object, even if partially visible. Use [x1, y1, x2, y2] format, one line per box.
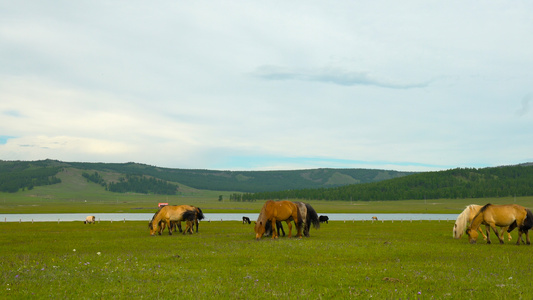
[454, 205, 472, 238]
[149, 206, 164, 229]
[478, 203, 491, 214]
[469, 203, 491, 231]
[454, 204, 485, 238]
[304, 203, 320, 229]
[257, 200, 273, 224]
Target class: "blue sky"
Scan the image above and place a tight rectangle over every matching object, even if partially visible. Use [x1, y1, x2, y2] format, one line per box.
[1, 1, 532, 172]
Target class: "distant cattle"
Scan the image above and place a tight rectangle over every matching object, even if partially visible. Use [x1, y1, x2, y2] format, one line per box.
[242, 216, 251, 224]
[319, 215, 329, 224]
[372, 216, 378, 221]
[84, 216, 95, 224]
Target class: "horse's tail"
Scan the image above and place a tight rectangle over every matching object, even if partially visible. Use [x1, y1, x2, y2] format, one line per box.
[521, 208, 533, 231]
[305, 203, 320, 230]
[195, 207, 205, 221]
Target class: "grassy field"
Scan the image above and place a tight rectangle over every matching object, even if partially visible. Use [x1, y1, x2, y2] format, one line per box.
[2, 220, 533, 299]
[3, 184, 533, 215]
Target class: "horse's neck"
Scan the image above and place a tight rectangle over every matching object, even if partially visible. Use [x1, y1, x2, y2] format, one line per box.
[152, 212, 163, 225]
[257, 211, 269, 224]
[470, 211, 484, 230]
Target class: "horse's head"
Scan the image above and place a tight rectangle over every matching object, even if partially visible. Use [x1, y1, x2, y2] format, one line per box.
[254, 221, 265, 240]
[149, 221, 158, 236]
[466, 228, 477, 244]
[453, 223, 463, 239]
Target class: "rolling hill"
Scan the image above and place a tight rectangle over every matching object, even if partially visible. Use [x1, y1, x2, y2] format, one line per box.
[0, 160, 416, 194]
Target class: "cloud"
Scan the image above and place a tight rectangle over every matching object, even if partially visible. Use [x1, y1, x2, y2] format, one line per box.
[516, 94, 531, 117]
[252, 65, 432, 89]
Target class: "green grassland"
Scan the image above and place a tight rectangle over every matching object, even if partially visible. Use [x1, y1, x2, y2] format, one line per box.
[2, 220, 532, 299]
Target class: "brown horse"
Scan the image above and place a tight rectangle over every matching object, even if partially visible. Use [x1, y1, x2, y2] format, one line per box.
[453, 204, 511, 241]
[466, 203, 533, 245]
[255, 200, 302, 240]
[372, 216, 378, 221]
[149, 205, 197, 236]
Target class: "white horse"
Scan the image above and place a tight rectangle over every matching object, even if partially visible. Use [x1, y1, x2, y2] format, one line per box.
[453, 204, 511, 241]
[84, 215, 95, 224]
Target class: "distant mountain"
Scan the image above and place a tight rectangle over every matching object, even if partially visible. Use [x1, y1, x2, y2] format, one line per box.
[0, 160, 416, 194]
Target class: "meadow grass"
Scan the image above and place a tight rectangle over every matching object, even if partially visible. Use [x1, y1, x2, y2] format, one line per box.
[1, 220, 532, 299]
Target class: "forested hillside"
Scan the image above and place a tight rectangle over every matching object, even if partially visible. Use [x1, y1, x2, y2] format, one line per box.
[245, 165, 533, 201]
[67, 161, 415, 192]
[3, 160, 533, 201]
[0, 160, 62, 192]
[0, 160, 414, 194]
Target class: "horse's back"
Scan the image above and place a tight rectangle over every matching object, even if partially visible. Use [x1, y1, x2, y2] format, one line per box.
[483, 204, 529, 225]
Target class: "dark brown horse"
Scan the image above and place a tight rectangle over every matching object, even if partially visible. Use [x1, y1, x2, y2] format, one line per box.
[466, 203, 533, 245]
[173, 206, 205, 233]
[254, 200, 302, 240]
[149, 205, 198, 236]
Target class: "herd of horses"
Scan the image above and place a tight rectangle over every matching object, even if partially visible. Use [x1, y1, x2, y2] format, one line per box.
[148, 205, 205, 235]
[144, 201, 533, 245]
[454, 203, 533, 245]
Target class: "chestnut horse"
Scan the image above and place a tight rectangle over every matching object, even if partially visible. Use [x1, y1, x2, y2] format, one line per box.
[453, 204, 511, 241]
[255, 200, 302, 240]
[149, 205, 197, 236]
[466, 204, 533, 245]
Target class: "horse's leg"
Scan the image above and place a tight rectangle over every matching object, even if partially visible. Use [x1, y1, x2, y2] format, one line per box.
[516, 229, 524, 245]
[525, 230, 530, 245]
[166, 220, 172, 235]
[490, 224, 504, 244]
[485, 225, 492, 244]
[286, 221, 293, 238]
[278, 221, 285, 237]
[480, 226, 488, 241]
[271, 220, 278, 239]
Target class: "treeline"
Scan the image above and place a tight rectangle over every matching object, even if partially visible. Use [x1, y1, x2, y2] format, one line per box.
[245, 166, 533, 201]
[106, 175, 178, 195]
[0, 161, 62, 193]
[82, 171, 106, 187]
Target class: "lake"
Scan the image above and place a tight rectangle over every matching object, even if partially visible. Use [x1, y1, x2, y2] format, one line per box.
[0, 213, 458, 222]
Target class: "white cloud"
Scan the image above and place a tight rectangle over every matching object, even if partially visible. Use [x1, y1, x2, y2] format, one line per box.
[1, 1, 533, 171]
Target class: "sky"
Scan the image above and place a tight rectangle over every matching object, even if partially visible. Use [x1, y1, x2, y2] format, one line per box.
[1, 1, 532, 172]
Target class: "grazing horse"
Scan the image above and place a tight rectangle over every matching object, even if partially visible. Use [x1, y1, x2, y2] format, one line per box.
[453, 204, 511, 241]
[372, 216, 378, 221]
[242, 216, 251, 224]
[319, 215, 329, 224]
[174, 206, 205, 233]
[466, 204, 533, 245]
[84, 216, 95, 224]
[294, 202, 320, 237]
[254, 200, 302, 240]
[149, 205, 197, 236]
